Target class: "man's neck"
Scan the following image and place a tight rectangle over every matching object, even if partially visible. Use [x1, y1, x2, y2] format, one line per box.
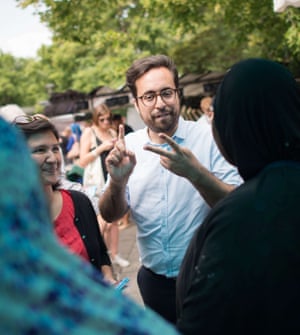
[147, 129, 166, 144]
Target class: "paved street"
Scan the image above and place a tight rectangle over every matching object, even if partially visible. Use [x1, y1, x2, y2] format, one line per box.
[112, 222, 144, 306]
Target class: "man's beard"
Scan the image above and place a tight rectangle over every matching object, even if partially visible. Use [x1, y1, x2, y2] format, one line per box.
[149, 106, 179, 134]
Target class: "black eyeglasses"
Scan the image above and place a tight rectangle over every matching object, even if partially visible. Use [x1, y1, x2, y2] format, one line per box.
[137, 88, 179, 107]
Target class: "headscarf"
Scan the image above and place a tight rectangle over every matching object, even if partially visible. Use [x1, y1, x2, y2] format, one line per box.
[0, 117, 178, 334]
[213, 58, 300, 180]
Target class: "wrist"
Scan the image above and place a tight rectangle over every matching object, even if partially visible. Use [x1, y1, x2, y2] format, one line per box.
[110, 177, 127, 189]
[91, 148, 98, 158]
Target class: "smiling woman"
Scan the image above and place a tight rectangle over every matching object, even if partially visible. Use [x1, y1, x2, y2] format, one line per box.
[14, 117, 117, 284]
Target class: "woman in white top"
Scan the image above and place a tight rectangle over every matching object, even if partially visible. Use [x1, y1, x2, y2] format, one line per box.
[79, 103, 129, 267]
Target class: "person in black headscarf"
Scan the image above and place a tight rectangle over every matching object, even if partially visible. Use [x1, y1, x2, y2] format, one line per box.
[176, 58, 300, 335]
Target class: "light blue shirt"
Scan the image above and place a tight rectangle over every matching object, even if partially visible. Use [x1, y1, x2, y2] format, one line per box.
[120, 117, 241, 277]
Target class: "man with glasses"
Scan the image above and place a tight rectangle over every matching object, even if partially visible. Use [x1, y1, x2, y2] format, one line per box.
[99, 54, 242, 324]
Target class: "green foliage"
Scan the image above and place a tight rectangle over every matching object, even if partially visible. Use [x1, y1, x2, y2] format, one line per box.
[0, 52, 48, 106]
[0, 52, 20, 105]
[4, 0, 300, 108]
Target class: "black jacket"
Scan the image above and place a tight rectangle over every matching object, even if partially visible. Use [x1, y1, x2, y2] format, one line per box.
[69, 190, 111, 270]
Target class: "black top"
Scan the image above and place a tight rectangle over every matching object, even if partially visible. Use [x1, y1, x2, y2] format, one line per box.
[177, 162, 300, 334]
[69, 190, 111, 270]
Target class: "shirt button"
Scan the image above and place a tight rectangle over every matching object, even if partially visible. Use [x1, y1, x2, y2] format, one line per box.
[82, 235, 86, 239]
[91, 258, 95, 263]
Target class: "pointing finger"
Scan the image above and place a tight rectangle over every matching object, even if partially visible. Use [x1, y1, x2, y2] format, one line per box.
[118, 124, 125, 141]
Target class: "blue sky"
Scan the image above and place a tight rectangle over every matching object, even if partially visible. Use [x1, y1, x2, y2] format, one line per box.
[0, 1, 52, 58]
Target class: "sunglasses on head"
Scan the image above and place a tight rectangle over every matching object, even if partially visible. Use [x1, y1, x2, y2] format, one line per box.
[12, 114, 49, 125]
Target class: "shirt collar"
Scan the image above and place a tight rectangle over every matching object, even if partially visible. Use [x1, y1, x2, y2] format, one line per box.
[172, 116, 186, 142]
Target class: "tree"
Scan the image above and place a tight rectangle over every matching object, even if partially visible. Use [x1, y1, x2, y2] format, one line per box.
[143, 0, 300, 72]
[0, 52, 48, 106]
[0, 52, 22, 105]
[9, 0, 300, 107]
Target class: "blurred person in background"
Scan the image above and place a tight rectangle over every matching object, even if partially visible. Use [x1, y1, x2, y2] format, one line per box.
[112, 113, 134, 135]
[65, 123, 82, 164]
[80, 103, 129, 267]
[198, 96, 214, 125]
